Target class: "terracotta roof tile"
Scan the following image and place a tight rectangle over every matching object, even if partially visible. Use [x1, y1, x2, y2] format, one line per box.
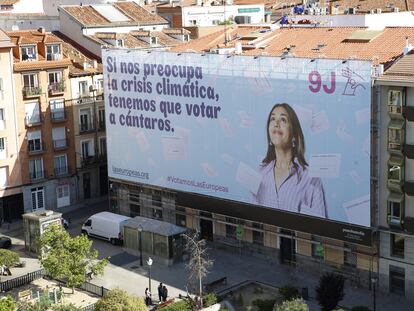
[62, 6, 110, 26]
[0, 0, 19, 5]
[114, 1, 167, 25]
[172, 26, 414, 68]
[14, 59, 72, 72]
[377, 51, 414, 83]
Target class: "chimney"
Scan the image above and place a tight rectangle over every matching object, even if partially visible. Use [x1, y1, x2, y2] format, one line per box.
[38, 27, 46, 34]
[404, 37, 413, 55]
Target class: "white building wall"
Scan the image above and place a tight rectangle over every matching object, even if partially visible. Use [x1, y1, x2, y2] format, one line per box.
[83, 24, 166, 36]
[182, 4, 264, 27]
[291, 12, 414, 29]
[0, 0, 43, 14]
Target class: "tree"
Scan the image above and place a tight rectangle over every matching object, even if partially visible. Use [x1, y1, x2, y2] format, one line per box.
[183, 232, 214, 310]
[38, 223, 108, 293]
[316, 273, 345, 311]
[0, 296, 16, 311]
[94, 288, 147, 311]
[274, 298, 309, 311]
[0, 249, 19, 267]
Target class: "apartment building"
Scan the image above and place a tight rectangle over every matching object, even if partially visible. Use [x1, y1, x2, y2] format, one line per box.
[106, 25, 414, 297]
[375, 52, 414, 295]
[53, 31, 107, 201]
[0, 29, 23, 222]
[7, 28, 76, 212]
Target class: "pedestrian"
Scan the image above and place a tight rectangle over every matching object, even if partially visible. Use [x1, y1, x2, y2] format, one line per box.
[158, 282, 163, 302]
[162, 285, 168, 302]
[145, 287, 152, 306]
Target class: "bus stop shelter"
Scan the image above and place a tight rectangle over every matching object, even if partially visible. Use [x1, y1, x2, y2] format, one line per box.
[123, 216, 187, 265]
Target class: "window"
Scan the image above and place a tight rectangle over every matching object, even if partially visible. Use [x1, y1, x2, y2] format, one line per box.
[130, 203, 140, 217]
[0, 167, 7, 187]
[252, 230, 264, 245]
[27, 131, 42, 152]
[48, 71, 62, 84]
[184, 34, 190, 41]
[80, 108, 91, 131]
[81, 140, 94, 159]
[388, 197, 403, 226]
[189, 20, 197, 25]
[388, 90, 403, 114]
[226, 224, 236, 239]
[152, 194, 162, 207]
[97, 79, 104, 91]
[56, 184, 70, 208]
[388, 159, 403, 183]
[98, 107, 105, 129]
[29, 158, 43, 180]
[46, 44, 61, 61]
[390, 266, 405, 295]
[0, 137, 6, 159]
[176, 213, 186, 227]
[343, 243, 357, 267]
[23, 73, 38, 88]
[150, 37, 158, 45]
[31, 187, 44, 210]
[52, 127, 66, 149]
[391, 234, 404, 258]
[25, 102, 40, 124]
[388, 121, 404, 152]
[54, 154, 67, 176]
[79, 81, 88, 97]
[0, 108, 5, 130]
[21, 45, 36, 61]
[50, 99, 65, 121]
[152, 208, 163, 220]
[116, 39, 124, 47]
[99, 137, 106, 156]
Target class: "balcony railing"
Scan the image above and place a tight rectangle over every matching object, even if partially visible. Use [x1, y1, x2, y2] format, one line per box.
[29, 170, 45, 181]
[48, 82, 65, 96]
[98, 121, 106, 131]
[81, 155, 97, 167]
[51, 110, 66, 122]
[28, 142, 45, 154]
[53, 139, 68, 150]
[25, 114, 43, 127]
[55, 165, 69, 176]
[23, 86, 42, 98]
[79, 123, 95, 133]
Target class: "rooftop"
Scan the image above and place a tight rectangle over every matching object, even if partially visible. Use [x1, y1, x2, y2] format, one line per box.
[376, 50, 414, 84]
[60, 1, 168, 27]
[171, 25, 414, 68]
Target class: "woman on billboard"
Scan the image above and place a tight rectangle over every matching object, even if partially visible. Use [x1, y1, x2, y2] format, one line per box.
[251, 103, 328, 218]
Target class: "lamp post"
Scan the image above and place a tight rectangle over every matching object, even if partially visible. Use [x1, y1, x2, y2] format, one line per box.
[138, 224, 143, 266]
[371, 276, 377, 311]
[147, 257, 153, 297]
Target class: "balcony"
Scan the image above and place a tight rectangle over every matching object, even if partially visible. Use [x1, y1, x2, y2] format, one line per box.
[98, 121, 106, 131]
[25, 114, 43, 127]
[388, 216, 403, 229]
[54, 165, 69, 176]
[22, 86, 42, 99]
[53, 139, 68, 150]
[79, 122, 95, 134]
[51, 110, 66, 122]
[29, 170, 45, 181]
[81, 155, 98, 167]
[388, 105, 404, 119]
[28, 142, 45, 154]
[48, 82, 65, 96]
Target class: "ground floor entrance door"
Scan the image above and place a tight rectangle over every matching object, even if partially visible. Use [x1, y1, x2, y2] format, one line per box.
[280, 229, 295, 264]
[200, 218, 213, 241]
[83, 172, 91, 199]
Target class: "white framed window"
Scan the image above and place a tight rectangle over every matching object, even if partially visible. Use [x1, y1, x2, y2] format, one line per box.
[54, 154, 67, 175]
[79, 81, 88, 97]
[46, 44, 61, 61]
[23, 73, 38, 88]
[29, 158, 43, 180]
[31, 186, 44, 210]
[0, 108, 5, 130]
[52, 127, 66, 149]
[0, 137, 6, 159]
[81, 139, 94, 158]
[56, 184, 70, 208]
[388, 90, 403, 114]
[50, 99, 65, 121]
[48, 71, 62, 84]
[80, 108, 92, 131]
[97, 79, 104, 91]
[27, 130, 42, 152]
[25, 102, 40, 124]
[21, 45, 36, 61]
[0, 166, 7, 187]
[98, 107, 105, 129]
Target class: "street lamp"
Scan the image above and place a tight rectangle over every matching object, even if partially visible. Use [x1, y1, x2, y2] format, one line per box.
[371, 276, 377, 311]
[147, 257, 153, 298]
[138, 224, 143, 266]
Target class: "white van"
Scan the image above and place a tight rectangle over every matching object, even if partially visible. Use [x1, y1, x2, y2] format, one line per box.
[81, 212, 131, 245]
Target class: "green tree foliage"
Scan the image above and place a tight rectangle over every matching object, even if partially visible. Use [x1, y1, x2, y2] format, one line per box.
[0, 296, 16, 311]
[279, 286, 300, 302]
[94, 288, 147, 311]
[274, 298, 309, 311]
[316, 273, 345, 311]
[159, 300, 191, 311]
[351, 307, 371, 311]
[202, 293, 217, 307]
[38, 223, 108, 292]
[253, 299, 276, 311]
[0, 249, 19, 267]
[17, 295, 51, 311]
[51, 303, 83, 311]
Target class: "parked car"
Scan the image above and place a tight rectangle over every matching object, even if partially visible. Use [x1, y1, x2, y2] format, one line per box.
[0, 237, 11, 249]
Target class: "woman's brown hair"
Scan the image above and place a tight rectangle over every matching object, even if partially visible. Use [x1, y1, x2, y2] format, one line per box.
[262, 103, 308, 170]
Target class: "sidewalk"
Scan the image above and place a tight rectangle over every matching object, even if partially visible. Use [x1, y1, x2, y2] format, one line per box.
[0, 196, 108, 236]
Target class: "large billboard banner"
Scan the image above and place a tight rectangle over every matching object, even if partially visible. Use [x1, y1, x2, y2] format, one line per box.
[103, 50, 372, 228]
